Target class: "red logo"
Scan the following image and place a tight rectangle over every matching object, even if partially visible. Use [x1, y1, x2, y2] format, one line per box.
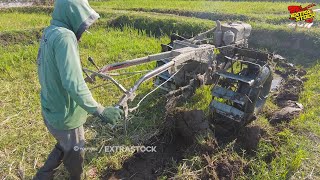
[288, 3, 316, 23]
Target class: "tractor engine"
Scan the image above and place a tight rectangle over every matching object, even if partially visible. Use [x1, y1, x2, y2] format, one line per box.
[155, 21, 273, 126]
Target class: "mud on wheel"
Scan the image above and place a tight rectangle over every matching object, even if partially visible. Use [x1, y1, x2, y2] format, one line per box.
[211, 64, 273, 129]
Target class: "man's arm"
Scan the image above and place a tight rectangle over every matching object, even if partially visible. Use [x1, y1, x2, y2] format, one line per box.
[54, 33, 103, 114]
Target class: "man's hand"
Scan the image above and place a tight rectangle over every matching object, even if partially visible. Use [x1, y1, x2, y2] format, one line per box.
[96, 106, 124, 125]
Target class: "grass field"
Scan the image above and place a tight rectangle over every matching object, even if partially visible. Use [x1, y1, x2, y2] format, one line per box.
[0, 0, 319, 179]
[91, 0, 320, 25]
[0, 12, 50, 32]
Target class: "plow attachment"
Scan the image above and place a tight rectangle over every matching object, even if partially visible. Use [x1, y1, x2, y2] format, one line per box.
[83, 20, 275, 129]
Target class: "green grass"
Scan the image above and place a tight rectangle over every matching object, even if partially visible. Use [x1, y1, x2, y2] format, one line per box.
[0, 12, 50, 32]
[108, 11, 215, 37]
[2, 5, 319, 67]
[105, 11, 320, 67]
[92, 0, 292, 15]
[91, 0, 320, 25]
[1, 1, 320, 179]
[292, 64, 320, 136]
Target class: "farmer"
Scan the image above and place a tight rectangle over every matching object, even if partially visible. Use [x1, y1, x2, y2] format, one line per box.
[34, 0, 123, 179]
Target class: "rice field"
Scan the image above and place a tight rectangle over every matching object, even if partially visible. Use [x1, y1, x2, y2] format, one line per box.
[0, 1, 319, 179]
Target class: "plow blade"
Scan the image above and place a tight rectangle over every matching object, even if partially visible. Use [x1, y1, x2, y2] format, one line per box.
[210, 100, 245, 122]
[215, 71, 255, 86]
[212, 86, 248, 106]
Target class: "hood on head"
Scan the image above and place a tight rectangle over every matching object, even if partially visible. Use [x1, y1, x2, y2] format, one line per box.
[50, 0, 100, 40]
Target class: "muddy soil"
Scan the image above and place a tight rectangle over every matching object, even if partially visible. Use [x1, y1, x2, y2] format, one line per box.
[270, 60, 306, 124]
[202, 154, 246, 180]
[105, 109, 208, 179]
[104, 109, 262, 179]
[106, 132, 190, 179]
[270, 107, 303, 124]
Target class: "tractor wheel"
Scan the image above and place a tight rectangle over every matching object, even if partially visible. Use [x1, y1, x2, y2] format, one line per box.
[238, 66, 273, 125]
[212, 65, 273, 132]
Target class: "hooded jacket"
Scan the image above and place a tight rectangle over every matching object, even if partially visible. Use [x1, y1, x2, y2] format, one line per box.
[37, 0, 100, 130]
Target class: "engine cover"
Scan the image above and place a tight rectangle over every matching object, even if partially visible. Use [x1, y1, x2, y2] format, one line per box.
[220, 22, 252, 44]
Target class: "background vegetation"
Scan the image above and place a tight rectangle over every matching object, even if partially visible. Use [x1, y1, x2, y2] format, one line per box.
[0, 0, 319, 179]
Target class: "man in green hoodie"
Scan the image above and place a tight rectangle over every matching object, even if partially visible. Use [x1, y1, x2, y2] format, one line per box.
[34, 0, 123, 179]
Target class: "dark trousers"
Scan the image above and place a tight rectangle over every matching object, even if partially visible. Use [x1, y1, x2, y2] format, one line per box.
[34, 119, 85, 180]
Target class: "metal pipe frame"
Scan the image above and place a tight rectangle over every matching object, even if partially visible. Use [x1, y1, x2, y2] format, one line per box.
[83, 46, 214, 117]
[99, 51, 172, 73]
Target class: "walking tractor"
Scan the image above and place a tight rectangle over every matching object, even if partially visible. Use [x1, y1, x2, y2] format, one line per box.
[83, 21, 278, 130]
